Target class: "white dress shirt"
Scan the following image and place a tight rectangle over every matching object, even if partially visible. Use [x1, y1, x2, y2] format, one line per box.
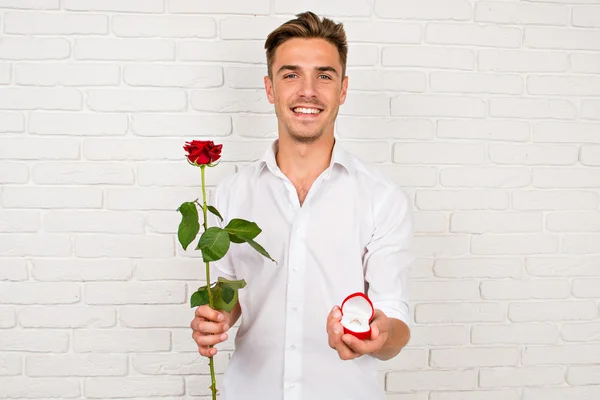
[209, 139, 414, 400]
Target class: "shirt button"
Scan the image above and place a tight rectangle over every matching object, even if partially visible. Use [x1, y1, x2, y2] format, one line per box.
[291, 344, 296, 350]
[292, 306, 298, 311]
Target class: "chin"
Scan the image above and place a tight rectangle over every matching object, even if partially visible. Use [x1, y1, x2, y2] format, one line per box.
[288, 130, 323, 144]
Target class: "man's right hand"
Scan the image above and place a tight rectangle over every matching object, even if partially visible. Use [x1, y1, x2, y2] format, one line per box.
[190, 305, 230, 357]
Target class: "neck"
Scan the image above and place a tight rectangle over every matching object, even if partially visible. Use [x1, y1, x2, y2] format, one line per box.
[275, 133, 335, 182]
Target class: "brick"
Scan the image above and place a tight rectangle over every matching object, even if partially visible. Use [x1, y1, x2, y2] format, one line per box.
[392, 95, 485, 117]
[85, 282, 185, 305]
[431, 347, 519, 368]
[187, 375, 225, 396]
[0, 138, 79, 160]
[5, 12, 107, 34]
[106, 187, 201, 210]
[388, 394, 429, 400]
[563, 234, 600, 254]
[547, 212, 600, 232]
[431, 72, 523, 94]
[375, 0, 472, 20]
[75, 235, 174, 258]
[0, 234, 72, 257]
[20, 306, 115, 328]
[125, 64, 221, 88]
[524, 386, 600, 400]
[232, 115, 276, 138]
[481, 366, 565, 388]
[411, 280, 479, 301]
[533, 168, 600, 188]
[27, 354, 126, 377]
[490, 144, 577, 165]
[1, 186, 103, 209]
[406, 325, 469, 346]
[168, 0, 269, 14]
[394, 143, 484, 164]
[0, 37, 70, 60]
[0, 282, 79, 304]
[133, 352, 229, 375]
[525, 27, 600, 50]
[386, 370, 477, 392]
[226, 66, 265, 89]
[0, 378, 80, 398]
[15, 63, 119, 86]
[426, 23, 521, 47]
[0, 112, 24, 133]
[441, 167, 531, 188]
[582, 100, 600, 120]
[374, 166, 437, 188]
[528, 75, 600, 96]
[30, 112, 128, 136]
[146, 212, 179, 235]
[561, 322, 600, 342]
[0, 63, 10, 84]
[0, 0, 58, 9]
[416, 190, 509, 210]
[430, 391, 519, 400]
[509, 301, 597, 322]
[581, 145, 600, 166]
[573, 278, 600, 298]
[437, 119, 530, 142]
[348, 44, 379, 66]
[348, 70, 426, 92]
[75, 38, 174, 61]
[113, 15, 215, 38]
[87, 89, 187, 112]
[0, 210, 39, 232]
[0, 259, 28, 281]
[64, 0, 163, 12]
[571, 53, 600, 73]
[339, 141, 389, 163]
[490, 97, 576, 119]
[274, 0, 370, 16]
[119, 305, 193, 328]
[434, 257, 522, 278]
[191, 89, 271, 113]
[74, 330, 170, 353]
[44, 211, 144, 234]
[133, 114, 231, 137]
[33, 163, 134, 185]
[472, 323, 560, 344]
[573, 6, 600, 27]
[414, 235, 469, 257]
[0, 307, 17, 327]
[137, 162, 236, 187]
[179, 40, 264, 63]
[378, 348, 427, 371]
[340, 93, 390, 117]
[136, 258, 206, 280]
[475, 2, 568, 25]
[32, 258, 133, 282]
[415, 302, 506, 323]
[451, 212, 541, 233]
[344, 20, 422, 44]
[479, 49, 567, 72]
[84, 377, 184, 398]
[383, 46, 475, 70]
[220, 16, 288, 40]
[526, 256, 600, 277]
[481, 279, 569, 300]
[472, 234, 558, 255]
[412, 212, 448, 233]
[568, 365, 600, 385]
[523, 344, 600, 365]
[0, 162, 29, 183]
[513, 190, 599, 210]
[0, 354, 21, 376]
[534, 122, 600, 143]
[0, 330, 69, 352]
[0, 88, 81, 111]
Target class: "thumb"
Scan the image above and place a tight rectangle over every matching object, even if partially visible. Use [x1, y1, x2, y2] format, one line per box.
[370, 322, 379, 341]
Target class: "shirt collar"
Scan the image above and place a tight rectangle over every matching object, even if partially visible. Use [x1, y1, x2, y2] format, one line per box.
[255, 138, 353, 179]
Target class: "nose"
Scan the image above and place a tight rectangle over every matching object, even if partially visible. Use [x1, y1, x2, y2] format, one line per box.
[297, 76, 317, 98]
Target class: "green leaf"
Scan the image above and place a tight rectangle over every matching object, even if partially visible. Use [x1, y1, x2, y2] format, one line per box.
[177, 202, 200, 251]
[227, 232, 245, 244]
[190, 286, 210, 308]
[197, 227, 230, 262]
[212, 284, 239, 313]
[246, 238, 276, 263]
[222, 286, 234, 304]
[218, 277, 246, 291]
[224, 218, 261, 241]
[207, 205, 223, 222]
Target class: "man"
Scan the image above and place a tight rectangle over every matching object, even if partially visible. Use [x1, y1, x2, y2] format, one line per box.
[190, 11, 414, 400]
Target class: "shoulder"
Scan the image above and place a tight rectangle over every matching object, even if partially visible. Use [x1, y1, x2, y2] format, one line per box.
[211, 162, 261, 209]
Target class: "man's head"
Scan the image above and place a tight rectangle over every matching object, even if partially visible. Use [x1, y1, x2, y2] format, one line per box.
[263, 12, 349, 144]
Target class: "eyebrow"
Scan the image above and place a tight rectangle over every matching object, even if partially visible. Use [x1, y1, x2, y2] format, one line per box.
[277, 65, 340, 77]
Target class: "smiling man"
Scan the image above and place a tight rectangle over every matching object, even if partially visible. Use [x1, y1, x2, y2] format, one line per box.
[190, 11, 414, 400]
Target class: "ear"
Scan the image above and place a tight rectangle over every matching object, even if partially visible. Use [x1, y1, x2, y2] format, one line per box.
[339, 75, 348, 105]
[264, 75, 275, 104]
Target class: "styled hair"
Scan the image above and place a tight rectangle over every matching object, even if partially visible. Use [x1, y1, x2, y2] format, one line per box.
[264, 11, 348, 79]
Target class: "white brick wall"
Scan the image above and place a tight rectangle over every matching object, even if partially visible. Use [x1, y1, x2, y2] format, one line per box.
[0, 1, 599, 398]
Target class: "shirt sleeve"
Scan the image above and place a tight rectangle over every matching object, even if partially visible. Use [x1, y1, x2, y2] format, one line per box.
[363, 186, 415, 328]
[207, 183, 237, 282]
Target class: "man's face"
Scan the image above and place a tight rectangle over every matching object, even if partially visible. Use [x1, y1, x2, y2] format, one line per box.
[264, 38, 348, 144]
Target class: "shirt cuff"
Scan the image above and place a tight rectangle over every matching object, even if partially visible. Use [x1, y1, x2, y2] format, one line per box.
[372, 300, 411, 329]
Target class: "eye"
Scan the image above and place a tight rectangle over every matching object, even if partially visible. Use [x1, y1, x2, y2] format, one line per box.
[318, 74, 332, 80]
[284, 73, 298, 79]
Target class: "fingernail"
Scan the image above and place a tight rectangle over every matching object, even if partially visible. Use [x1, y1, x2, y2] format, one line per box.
[223, 324, 229, 332]
[221, 333, 227, 341]
[333, 327, 340, 334]
[217, 313, 224, 321]
[212, 348, 217, 356]
[333, 310, 341, 319]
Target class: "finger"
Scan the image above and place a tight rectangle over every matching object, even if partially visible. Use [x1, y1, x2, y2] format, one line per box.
[192, 331, 228, 347]
[198, 346, 218, 357]
[370, 323, 380, 341]
[328, 321, 345, 349]
[342, 333, 381, 355]
[193, 319, 229, 335]
[195, 305, 225, 322]
[334, 338, 361, 360]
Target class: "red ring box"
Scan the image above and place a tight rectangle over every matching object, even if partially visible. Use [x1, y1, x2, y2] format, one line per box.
[340, 292, 374, 340]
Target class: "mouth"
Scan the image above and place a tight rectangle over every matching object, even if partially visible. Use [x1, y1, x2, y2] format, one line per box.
[290, 106, 323, 117]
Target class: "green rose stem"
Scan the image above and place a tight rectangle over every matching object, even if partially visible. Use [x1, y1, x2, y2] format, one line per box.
[200, 165, 218, 399]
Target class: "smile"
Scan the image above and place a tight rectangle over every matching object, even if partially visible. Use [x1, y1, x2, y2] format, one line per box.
[292, 107, 322, 115]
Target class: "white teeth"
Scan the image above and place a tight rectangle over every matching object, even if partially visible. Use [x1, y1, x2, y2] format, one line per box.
[293, 107, 321, 114]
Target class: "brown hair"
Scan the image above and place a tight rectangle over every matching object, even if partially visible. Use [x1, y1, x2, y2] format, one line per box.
[264, 11, 348, 79]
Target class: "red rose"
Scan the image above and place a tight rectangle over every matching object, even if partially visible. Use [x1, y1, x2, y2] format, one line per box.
[184, 140, 222, 165]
